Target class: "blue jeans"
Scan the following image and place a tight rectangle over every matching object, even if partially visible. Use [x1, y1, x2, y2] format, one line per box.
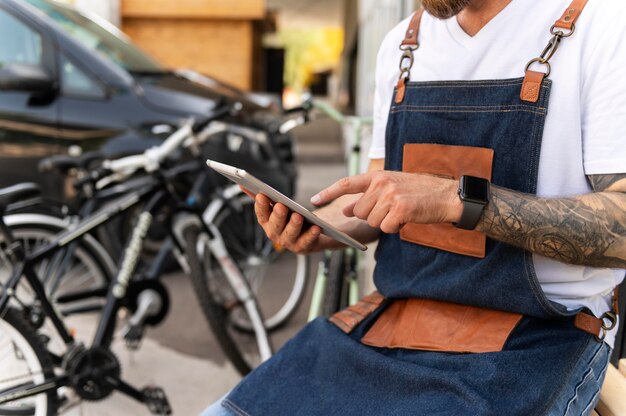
[200, 394, 235, 416]
[549, 340, 612, 415]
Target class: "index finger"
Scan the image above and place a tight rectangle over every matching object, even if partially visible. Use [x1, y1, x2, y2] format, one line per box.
[239, 185, 256, 200]
[310, 173, 373, 206]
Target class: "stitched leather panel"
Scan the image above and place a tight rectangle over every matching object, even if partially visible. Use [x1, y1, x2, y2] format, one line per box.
[399, 143, 493, 258]
[329, 292, 385, 334]
[520, 70, 545, 103]
[395, 77, 407, 104]
[362, 298, 523, 353]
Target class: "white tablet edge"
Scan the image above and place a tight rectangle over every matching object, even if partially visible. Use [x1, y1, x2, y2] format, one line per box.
[206, 159, 367, 251]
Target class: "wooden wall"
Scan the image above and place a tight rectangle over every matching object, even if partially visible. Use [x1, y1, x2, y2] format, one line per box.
[121, 0, 265, 90]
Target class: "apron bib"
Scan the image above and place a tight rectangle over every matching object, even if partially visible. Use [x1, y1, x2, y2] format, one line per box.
[225, 2, 616, 414]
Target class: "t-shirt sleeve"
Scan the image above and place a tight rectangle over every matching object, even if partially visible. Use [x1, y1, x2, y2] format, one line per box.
[581, 4, 626, 175]
[367, 29, 400, 160]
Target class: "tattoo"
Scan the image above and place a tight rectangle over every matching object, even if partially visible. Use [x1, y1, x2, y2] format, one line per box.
[477, 175, 626, 268]
[588, 173, 626, 192]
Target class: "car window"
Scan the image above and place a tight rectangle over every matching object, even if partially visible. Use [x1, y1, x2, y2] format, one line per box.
[61, 55, 105, 99]
[0, 9, 42, 65]
[26, 0, 164, 74]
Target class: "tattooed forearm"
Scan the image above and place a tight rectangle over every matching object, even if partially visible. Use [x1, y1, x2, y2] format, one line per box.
[476, 181, 626, 269]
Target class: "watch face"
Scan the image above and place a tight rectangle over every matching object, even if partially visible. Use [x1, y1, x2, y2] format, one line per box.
[460, 176, 489, 204]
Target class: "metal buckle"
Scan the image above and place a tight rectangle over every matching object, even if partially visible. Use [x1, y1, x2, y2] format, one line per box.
[524, 58, 552, 77]
[601, 311, 618, 331]
[523, 23, 574, 77]
[550, 24, 575, 37]
[539, 34, 562, 63]
[398, 48, 415, 82]
[594, 311, 618, 342]
[595, 326, 607, 342]
[399, 49, 414, 73]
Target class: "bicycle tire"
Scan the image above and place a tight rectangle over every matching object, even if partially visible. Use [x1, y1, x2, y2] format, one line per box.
[209, 195, 309, 331]
[183, 224, 272, 376]
[320, 250, 346, 317]
[0, 308, 58, 416]
[1, 214, 115, 311]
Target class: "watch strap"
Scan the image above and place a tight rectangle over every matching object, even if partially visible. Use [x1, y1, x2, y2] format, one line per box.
[456, 200, 485, 230]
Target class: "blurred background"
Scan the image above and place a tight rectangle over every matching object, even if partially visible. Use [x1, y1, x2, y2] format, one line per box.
[1, 1, 625, 415]
[0, 0, 421, 414]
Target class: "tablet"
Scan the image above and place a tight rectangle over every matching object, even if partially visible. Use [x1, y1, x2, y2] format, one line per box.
[206, 159, 367, 251]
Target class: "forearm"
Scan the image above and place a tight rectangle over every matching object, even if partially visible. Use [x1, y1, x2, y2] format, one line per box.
[476, 185, 626, 268]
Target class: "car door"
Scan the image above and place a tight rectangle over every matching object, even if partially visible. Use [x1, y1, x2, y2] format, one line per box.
[0, 4, 61, 192]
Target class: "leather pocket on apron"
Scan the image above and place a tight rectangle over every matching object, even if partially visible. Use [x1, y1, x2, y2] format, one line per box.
[361, 298, 523, 353]
[329, 292, 386, 334]
[400, 143, 494, 258]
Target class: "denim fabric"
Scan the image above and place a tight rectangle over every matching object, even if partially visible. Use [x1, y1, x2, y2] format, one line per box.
[375, 77, 571, 319]
[200, 394, 235, 416]
[550, 340, 611, 416]
[224, 77, 606, 415]
[227, 315, 606, 415]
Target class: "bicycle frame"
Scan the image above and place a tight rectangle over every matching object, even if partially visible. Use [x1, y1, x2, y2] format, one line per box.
[0, 166, 199, 405]
[307, 100, 373, 321]
[0, 157, 274, 406]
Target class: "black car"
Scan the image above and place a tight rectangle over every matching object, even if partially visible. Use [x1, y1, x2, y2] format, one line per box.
[0, 0, 295, 199]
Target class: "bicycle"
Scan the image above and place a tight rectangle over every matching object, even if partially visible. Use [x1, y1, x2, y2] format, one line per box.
[0, 106, 276, 414]
[2, 110, 311, 369]
[280, 97, 373, 319]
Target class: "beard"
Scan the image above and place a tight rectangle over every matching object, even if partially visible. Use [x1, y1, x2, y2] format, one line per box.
[421, 0, 472, 19]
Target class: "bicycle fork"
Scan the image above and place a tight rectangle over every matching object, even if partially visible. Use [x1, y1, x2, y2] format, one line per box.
[196, 225, 273, 362]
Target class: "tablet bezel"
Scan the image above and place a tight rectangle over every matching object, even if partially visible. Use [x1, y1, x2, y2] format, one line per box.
[206, 159, 367, 251]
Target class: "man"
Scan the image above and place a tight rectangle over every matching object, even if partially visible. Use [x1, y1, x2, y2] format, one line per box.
[203, 0, 626, 414]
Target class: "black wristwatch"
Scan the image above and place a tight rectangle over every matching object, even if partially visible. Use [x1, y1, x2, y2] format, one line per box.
[455, 175, 490, 230]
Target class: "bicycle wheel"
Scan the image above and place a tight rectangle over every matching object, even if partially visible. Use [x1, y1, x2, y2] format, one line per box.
[0, 308, 58, 416]
[208, 195, 309, 331]
[0, 214, 115, 313]
[183, 224, 272, 376]
[320, 250, 346, 317]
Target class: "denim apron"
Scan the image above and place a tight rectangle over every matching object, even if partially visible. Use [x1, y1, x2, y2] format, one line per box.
[224, 5, 610, 416]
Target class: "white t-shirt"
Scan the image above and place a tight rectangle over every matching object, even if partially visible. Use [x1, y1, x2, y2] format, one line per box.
[368, 0, 626, 346]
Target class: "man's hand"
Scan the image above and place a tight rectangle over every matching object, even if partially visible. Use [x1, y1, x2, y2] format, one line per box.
[253, 193, 323, 255]
[311, 171, 463, 234]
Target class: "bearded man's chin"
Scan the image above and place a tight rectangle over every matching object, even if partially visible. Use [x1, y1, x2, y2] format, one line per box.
[421, 0, 472, 19]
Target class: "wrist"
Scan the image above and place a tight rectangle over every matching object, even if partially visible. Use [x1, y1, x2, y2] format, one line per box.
[455, 176, 491, 230]
[444, 178, 464, 224]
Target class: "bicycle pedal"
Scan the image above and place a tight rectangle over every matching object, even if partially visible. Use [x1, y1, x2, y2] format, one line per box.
[121, 323, 144, 350]
[142, 386, 172, 415]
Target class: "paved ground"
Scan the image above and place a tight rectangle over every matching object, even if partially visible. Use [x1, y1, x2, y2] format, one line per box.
[60, 119, 348, 415]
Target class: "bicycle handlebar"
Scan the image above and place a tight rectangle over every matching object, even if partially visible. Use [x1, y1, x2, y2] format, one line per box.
[103, 103, 236, 177]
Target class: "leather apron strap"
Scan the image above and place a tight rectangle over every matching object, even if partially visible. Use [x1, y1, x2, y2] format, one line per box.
[395, 1, 591, 104]
[576, 287, 620, 341]
[395, 8, 424, 104]
[521, 0, 589, 102]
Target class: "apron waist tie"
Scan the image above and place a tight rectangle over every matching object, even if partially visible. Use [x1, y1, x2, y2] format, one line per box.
[330, 291, 619, 348]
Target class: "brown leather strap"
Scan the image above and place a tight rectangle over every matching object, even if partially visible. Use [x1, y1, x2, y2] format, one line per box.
[574, 312, 603, 338]
[395, 78, 407, 104]
[395, 9, 425, 104]
[574, 287, 620, 339]
[401, 8, 424, 48]
[329, 291, 385, 334]
[520, 70, 545, 103]
[553, 0, 589, 31]
[521, 0, 589, 103]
